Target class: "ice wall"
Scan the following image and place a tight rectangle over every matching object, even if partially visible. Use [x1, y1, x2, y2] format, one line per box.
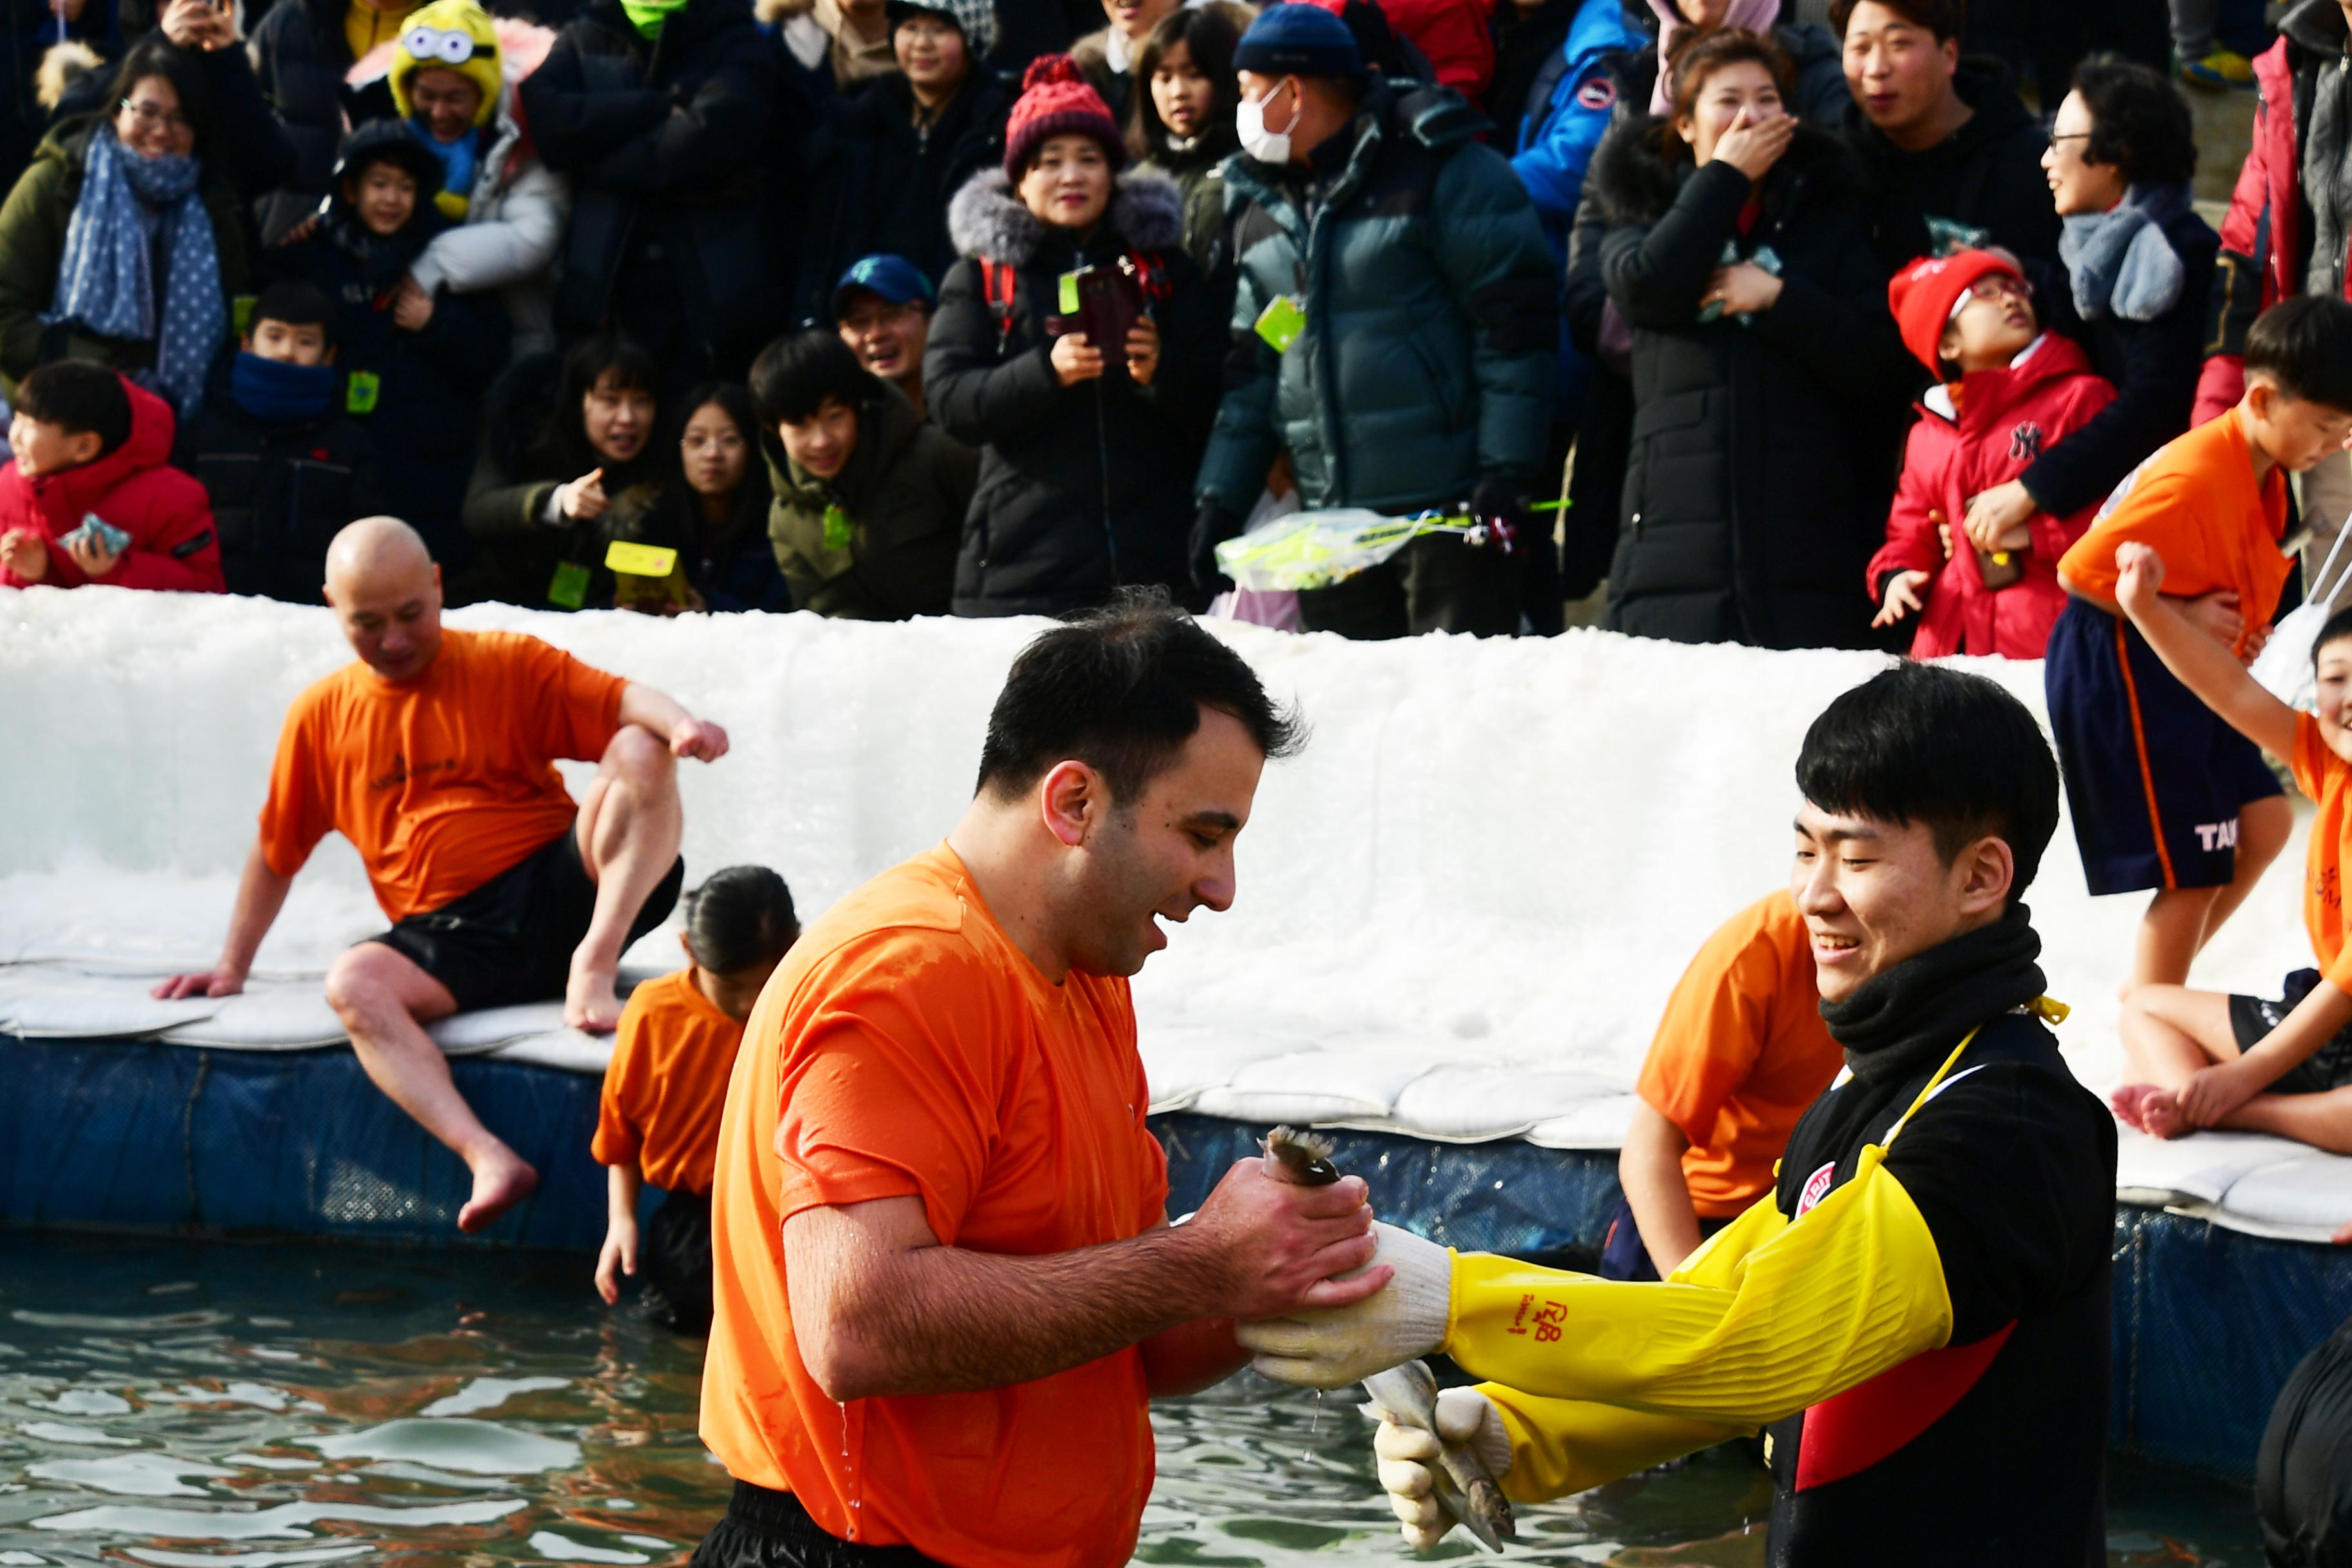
[0, 585, 2312, 1107]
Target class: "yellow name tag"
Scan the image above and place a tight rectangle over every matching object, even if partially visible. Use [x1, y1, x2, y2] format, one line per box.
[603, 540, 680, 578]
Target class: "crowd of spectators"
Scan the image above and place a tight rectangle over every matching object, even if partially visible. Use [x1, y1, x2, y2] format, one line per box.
[0, 0, 2315, 660]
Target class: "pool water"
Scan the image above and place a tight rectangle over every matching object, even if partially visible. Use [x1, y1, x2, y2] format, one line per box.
[0, 1234, 2268, 1567]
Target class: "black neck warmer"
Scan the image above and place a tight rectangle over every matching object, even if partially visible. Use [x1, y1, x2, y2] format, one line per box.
[1819, 905, 2047, 1084]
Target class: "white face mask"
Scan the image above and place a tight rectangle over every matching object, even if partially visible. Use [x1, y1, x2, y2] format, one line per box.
[1237, 78, 1302, 163]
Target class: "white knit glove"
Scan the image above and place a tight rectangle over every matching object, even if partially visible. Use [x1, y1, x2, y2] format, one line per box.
[1372, 1387, 1513, 1551]
[1235, 1222, 1453, 1388]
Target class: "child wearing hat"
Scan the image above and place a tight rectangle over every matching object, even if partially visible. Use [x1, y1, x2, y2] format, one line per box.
[1867, 249, 2115, 659]
[927, 54, 1224, 616]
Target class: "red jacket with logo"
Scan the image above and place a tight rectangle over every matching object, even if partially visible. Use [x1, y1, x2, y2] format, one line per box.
[0, 375, 223, 593]
[1867, 333, 2115, 660]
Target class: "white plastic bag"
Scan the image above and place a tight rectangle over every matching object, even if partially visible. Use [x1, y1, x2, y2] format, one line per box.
[2252, 517, 2352, 710]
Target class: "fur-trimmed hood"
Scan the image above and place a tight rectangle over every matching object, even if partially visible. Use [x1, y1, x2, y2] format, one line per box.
[946, 166, 1185, 264]
[1589, 113, 1862, 230]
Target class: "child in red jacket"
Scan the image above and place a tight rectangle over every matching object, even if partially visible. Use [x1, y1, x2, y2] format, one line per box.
[1868, 250, 2115, 660]
[0, 363, 223, 593]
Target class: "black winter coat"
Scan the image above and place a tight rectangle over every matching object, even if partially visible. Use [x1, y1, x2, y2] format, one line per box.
[248, 0, 399, 244]
[790, 71, 1010, 326]
[1593, 118, 1914, 651]
[927, 167, 1224, 616]
[520, 0, 779, 381]
[1839, 56, 2063, 268]
[172, 369, 374, 604]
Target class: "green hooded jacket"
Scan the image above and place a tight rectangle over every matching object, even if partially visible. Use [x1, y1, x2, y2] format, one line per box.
[766, 377, 977, 619]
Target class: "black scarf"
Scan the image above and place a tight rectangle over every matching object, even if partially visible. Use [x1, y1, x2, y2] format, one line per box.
[1819, 905, 2046, 1084]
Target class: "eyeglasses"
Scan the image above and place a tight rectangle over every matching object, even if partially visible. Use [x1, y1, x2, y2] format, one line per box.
[119, 98, 191, 135]
[2047, 132, 2090, 148]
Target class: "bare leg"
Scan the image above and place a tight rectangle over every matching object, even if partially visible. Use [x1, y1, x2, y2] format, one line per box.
[565, 726, 681, 1032]
[2114, 986, 2239, 1136]
[324, 942, 538, 1232]
[2131, 888, 2221, 992]
[2220, 1086, 2352, 1155]
[2195, 794, 2293, 949]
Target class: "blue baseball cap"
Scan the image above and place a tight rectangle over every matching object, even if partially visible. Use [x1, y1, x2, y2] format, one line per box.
[832, 255, 937, 318]
[1233, 3, 1365, 81]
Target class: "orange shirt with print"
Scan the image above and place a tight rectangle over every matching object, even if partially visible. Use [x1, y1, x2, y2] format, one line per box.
[701, 845, 1169, 1568]
[593, 970, 745, 1195]
[2057, 408, 2290, 657]
[2293, 714, 2352, 992]
[257, 629, 626, 922]
[1635, 891, 1845, 1218]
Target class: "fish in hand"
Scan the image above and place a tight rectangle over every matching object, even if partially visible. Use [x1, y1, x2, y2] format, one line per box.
[1360, 1358, 1516, 1554]
[1260, 1125, 1340, 1186]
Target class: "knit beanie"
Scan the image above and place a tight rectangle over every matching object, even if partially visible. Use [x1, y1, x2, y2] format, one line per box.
[885, 0, 998, 64]
[1002, 55, 1122, 179]
[389, 0, 502, 126]
[1888, 248, 2023, 376]
[1233, 3, 1364, 80]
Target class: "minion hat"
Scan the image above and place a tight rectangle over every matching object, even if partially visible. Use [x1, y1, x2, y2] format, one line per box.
[389, 0, 502, 128]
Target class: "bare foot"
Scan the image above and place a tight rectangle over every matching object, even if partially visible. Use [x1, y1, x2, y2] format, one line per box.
[2139, 1090, 2191, 1141]
[457, 1147, 539, 1233]
[564, 960, 623, 1032]
[2110, 1083, 2162, 1132]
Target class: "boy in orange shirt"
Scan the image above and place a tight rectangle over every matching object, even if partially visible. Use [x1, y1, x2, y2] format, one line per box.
[2048, 297, 2352, 992]
[595, 867, 800, 1334]
[1605, 890, 1845, 1281]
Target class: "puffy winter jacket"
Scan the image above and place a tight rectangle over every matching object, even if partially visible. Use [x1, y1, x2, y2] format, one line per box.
[172, 365, 375, 603]
[1838, 57, 2063, 268]
[248, 0, 400, 244]
[1865, 332, 2116, 660]
[1196, 80, 1557, 518]
[600, 474, 792, 613]
[767, 375, 976, 618]
[1592, 118, 1915, 650]
[407, 83, 573, 360]
[0, 375, 222, 592]
[928, 166, 1224, 616]
[519, 0, 779, 377]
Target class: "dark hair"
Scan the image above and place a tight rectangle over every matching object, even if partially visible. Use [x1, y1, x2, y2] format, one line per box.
[749, 329, 875, 427]
[683, 865, 800, 975]
[1126, 6, 1241, 163]
[527, 331, 661, 479]
[250, 280, 334, 342]
[2316, 604, 2352, 662]
[1658, 28, 1795, 161]
[108, 36, 217, 161]
[671, 380, 765, 505]
[2070, 54, 2195, 188]
[1795, 662, 2059, 908]
[975, 591, 1304, 805]
[2244, 295, 2352, 413]
[1827, 0, 1965, 43]
[18, 361, 132, 457]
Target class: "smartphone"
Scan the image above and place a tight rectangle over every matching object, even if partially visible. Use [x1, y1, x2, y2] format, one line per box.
[1050, 260, 1146, 355]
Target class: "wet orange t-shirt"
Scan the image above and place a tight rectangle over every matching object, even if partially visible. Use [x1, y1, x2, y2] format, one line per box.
[592, 970, 745, 1195]
[2057, 408, 2290, 656]
[2292, 714, 2352, 992]
[701, 845, 1169, 1568]
[257, 629, 626, 922]
[1635, 891, 1845, 1218]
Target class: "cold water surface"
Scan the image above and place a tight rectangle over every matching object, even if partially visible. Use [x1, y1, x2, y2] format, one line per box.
[0, 1235, 2265, 1567]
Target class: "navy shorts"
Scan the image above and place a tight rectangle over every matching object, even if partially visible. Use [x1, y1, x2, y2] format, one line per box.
[2045, 597, 2282, 896]
[1596, 1195, 1735, 1282]
[2230, 969, 2352, 1095]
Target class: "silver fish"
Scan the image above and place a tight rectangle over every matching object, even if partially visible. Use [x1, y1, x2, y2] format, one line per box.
[1260, 1125, 1341, 1186]
[1360, 1358, 1516, 1554]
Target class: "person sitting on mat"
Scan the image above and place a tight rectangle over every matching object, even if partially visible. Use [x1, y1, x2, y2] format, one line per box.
[154, 515, 729, 1233]
[594, 865, 801, 1334]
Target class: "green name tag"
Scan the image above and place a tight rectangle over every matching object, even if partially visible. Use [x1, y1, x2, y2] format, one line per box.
[1253, 295, 1306, 354]
[822, 504, 852, 553]
[345, 369, 380, 415]
[1058, 270, 1083, 315]
[547, 560, 590, 610]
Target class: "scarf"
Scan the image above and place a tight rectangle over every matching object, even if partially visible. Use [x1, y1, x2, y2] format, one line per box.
[410, 119, 479, 221]
[2059, 182, 2192, 324]
[229, 351, 335, 423]
[1647, 0, 1781, 113]
[1818, 905, 2048, 1084]
[619, 0, 691, 39]
[46, 124, 225, 415]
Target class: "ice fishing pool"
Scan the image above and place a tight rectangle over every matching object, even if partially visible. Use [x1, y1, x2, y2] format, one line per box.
[0, 1233, 2273, 1567]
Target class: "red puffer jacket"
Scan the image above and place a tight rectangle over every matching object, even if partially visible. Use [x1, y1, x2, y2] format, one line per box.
[0, 375, 223, 593]
[1867, 333, 2116, 660]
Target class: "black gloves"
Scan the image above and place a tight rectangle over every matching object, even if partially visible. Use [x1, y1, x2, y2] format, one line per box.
[1190, 504, 1243, 595]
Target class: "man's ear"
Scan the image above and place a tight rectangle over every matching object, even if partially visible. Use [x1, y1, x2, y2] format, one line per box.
[1038, 760, 1101, 848]
[1955, 834, 2017, 918]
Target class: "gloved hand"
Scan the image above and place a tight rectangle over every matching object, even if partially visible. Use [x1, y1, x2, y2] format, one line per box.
[1373, 1387, 1513, 1551]
[1469, 478, 1530, 557]
[1236, 1221, 1453, 1387]
[1190, 504, 1242, 595]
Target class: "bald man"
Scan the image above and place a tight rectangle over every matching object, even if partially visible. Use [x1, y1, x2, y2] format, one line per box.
[157, 519, 729, 1231]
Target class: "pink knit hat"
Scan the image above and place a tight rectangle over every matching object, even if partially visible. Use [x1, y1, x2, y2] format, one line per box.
[1003, 54, 1123, 179]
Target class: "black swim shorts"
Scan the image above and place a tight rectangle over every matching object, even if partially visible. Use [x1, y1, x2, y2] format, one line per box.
[641, 1188, 713, 1336]
[367, 823, 683, 1014]
[2229, 968, 2352, 1095]
[689, 1481, 942, 1568]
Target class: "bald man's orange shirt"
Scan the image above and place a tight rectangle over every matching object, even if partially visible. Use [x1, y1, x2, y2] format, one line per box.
[257, 629, 625, 921]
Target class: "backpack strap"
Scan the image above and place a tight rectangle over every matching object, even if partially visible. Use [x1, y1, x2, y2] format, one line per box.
[981, 259, 1017, 346]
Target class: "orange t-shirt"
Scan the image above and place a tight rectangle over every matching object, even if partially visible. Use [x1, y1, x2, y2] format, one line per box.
[257, 629, 626, 922]
[2293, 714, 2352, 992]
[1634, 891, 1845, 1218]
[700, 845, 1169, 1568]
[592, 970, 745, 1195]
[2057, 407, 2290, 657]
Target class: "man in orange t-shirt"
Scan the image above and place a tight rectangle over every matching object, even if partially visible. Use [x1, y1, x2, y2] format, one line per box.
[156, 517, 730, 1233]
[1604, 891, 1844, 1282]
[696, 602, 1395, 1568]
